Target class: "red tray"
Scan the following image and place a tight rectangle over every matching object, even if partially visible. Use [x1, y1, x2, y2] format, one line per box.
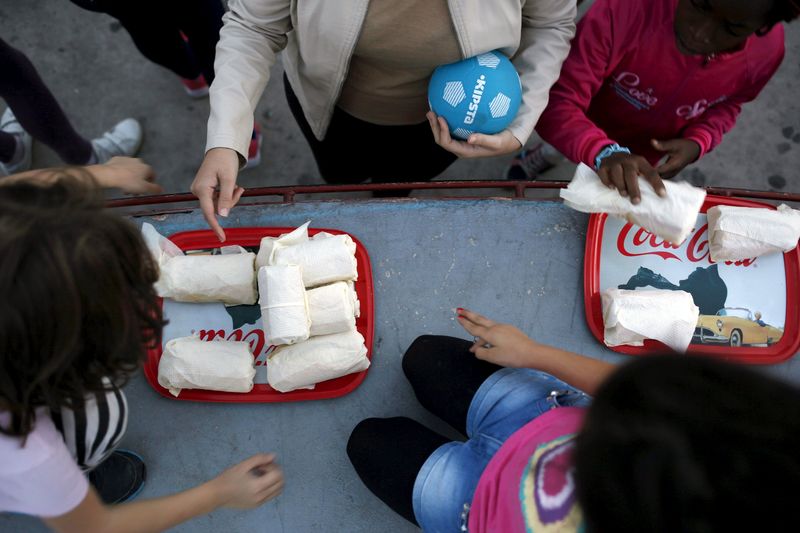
[143, 227, 374, 401]
[584, 195, 800, 364]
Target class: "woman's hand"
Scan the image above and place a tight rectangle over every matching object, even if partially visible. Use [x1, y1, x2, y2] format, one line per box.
[427, 112, 521, 158]
[456, 308, 539, 367]
[192, 147, 245, 242]
[211, 453, 284, 510]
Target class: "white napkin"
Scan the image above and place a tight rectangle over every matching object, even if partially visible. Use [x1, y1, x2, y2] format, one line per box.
[561, 164, 706, 245]
[267, 330, 369, 393]
[157, 336, 256, 397]
[308, 281, 360, 336]
[141, 223, 257, 305]
[272, 233, 358, 288]
[707, 204, 800, 262]
[601, 288, 699, 353]
[258, 265, 310, 346]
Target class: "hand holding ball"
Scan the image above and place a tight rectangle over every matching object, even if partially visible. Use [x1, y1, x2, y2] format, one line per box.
[428, 51, 522, 140]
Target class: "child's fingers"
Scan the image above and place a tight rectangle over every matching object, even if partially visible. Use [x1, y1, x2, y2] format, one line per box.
[457, 315, 489, 339]
[597, 167, 615, 189]
[623, 164, 641, 204]
[457, 308, 496, 328]
[610, 165, 626, 196]
[641, 164, 667, 196]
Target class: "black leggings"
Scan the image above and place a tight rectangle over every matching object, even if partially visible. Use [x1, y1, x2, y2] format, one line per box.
[0, 38, 92, 164]
[69, 0, 224, 83]
[346, 335, 502, 525]
[284, 74, 458, 189]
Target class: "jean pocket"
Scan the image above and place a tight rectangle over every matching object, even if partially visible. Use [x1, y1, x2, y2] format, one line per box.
[547, 389, 592, 409]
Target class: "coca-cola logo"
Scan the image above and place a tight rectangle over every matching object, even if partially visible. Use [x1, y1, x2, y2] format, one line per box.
[195, 328, 275, 365]
[616, 222, 756, 267]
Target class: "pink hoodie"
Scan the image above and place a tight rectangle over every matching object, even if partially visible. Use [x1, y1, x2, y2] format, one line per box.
[535, 0, 785, 167]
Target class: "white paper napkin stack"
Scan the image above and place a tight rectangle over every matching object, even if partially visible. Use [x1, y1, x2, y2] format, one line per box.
[707, 204, 800, 261]
[561, 164, 706, 245]
[601, 288, 699, 353]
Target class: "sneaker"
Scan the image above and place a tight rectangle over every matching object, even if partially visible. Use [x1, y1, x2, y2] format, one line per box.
[0, 108, 32, 176]
[506, 143, 555, 180]
[181, 75, 209, 98]
[244, 123, 262, 169]
[91, 118, 143, 163]
[88, 450, 146, 504]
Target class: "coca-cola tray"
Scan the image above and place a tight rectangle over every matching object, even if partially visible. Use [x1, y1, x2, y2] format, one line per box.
[143, 227, 374, 401]
[584, 195, 800, 363]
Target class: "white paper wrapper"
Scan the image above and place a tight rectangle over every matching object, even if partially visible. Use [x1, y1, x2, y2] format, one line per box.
[272, 233, 358, 288]
[308, 281, 360, 336]
[158, 336, 256, 397]
[141, 223, 257, 305]
[707, 204, 800, 262]
[601, 288, 699, 353]
[258, 265, 310, 345]
[267, 330, 369, 393]
[561, 164, 706, 245]
[255, 222, 310, 269]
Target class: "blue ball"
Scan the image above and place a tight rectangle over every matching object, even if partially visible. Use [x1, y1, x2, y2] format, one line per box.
[428, 51, 522, 140]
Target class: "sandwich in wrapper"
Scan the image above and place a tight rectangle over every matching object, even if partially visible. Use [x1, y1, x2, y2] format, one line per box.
[561, 164, 706, 245]
[707, 204, 800, 262]
[256, 221, 358, 288]
[141, 223, 257, 305]
[258, 264, 311, 346]
[267, 330, 369, 393]
[158, 336, 256, 397]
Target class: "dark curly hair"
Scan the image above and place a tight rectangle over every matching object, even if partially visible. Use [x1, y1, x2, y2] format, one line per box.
[575, 355, 800, 532]
[766, 0, 800, 25]
[0, 171, 165, 437]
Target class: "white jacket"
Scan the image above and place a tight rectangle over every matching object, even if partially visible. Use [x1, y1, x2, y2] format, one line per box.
[207, 0, 577, 162]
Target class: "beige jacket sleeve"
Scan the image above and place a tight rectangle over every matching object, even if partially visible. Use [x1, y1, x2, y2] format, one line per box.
[508, 0, 576, 147]
[206, 0, 292, 164]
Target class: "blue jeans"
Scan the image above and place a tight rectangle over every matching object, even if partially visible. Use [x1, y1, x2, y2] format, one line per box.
[412, 368, 592, 533]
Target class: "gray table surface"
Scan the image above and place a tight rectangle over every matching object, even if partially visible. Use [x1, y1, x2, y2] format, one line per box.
[4, 199, 798, 533]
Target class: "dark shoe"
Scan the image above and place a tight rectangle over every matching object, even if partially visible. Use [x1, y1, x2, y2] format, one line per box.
[89, 450, 146, 504]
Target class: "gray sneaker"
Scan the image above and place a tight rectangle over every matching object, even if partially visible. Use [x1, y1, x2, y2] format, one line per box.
[0, 107, 33, 176]
[90, 118, 143, 163]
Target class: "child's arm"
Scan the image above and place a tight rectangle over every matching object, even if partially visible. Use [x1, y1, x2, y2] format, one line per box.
[535, 0, 666, 203]
[457, 308, 616, 396]
[45, 454, 284, 533]
[1, 157, 161, 194]
[535, 0, 620, 169]
[679, 43, 785, 166]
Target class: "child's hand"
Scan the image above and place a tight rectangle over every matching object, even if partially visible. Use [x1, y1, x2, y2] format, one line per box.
[652, 138, 701, 180]
[211, 453, 284, 510]
[96, 157, 163, 195]
[597, 152, 666, 204]
[456, 308, 540, 368]
[427, 112, 522, 158]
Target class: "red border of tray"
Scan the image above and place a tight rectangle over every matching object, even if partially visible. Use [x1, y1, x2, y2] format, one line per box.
[584, 195, 800, 364]
[143, 227, 374, 401]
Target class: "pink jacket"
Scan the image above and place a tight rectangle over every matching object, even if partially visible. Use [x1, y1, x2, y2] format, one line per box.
[535, 0, 785, 166]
